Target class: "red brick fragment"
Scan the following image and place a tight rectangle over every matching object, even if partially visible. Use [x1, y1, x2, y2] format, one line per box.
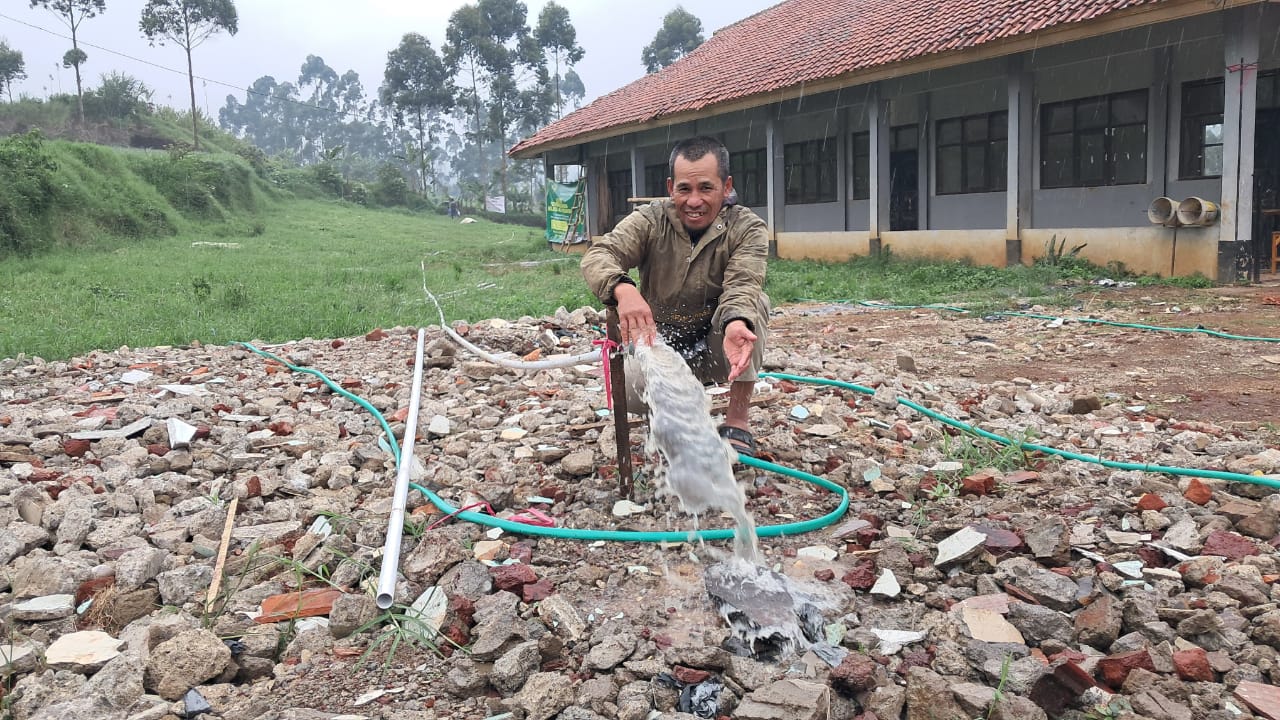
[1174, 647, 1214, 682]
[673, 665, 712, 684]
[521, 578, 555, 603]
[814, 568, 835, 582]
[490, 563, 538, 592]
[1136, 493, 1167, 511]
[1202, 530, 1259, 561]
[960, 474, 996, 496]
[1096, 649, 1155, 689]
[1183, 478, 1213, 505]
[365, 328, 389, 341]
[841, 560, 877, 590]
[63, 439, 91, 457]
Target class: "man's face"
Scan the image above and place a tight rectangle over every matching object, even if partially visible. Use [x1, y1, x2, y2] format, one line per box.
[667, 153, 733, 234]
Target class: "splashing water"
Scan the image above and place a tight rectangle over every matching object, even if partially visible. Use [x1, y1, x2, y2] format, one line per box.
[634, 340, 759, 562]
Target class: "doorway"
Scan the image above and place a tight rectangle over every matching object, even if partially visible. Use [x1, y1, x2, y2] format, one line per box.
[890, 125, 919, 231]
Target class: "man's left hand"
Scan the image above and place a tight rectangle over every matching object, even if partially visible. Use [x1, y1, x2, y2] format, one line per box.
[723, 320, 757, 382]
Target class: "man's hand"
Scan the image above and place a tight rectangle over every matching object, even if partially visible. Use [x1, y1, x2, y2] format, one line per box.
[614, 283, 656, 346]
[723, 319, 757, 382]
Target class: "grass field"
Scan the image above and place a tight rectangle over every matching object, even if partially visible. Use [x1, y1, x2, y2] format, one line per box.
[0, 199, 1203, 361]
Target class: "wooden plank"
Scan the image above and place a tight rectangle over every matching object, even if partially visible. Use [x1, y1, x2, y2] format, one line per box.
[205, 496, 239, 613]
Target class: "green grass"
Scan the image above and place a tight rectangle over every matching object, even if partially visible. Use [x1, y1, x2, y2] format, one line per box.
[1, 197, 1203, 361]
[0, 200, 591, 360]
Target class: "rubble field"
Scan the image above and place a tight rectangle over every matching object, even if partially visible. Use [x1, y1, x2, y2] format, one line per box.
[2, 283, 1280, 720]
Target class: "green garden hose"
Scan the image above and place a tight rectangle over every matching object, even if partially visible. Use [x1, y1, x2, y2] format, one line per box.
[761, 372, 1280, 490]
[236, 342, 849, 543]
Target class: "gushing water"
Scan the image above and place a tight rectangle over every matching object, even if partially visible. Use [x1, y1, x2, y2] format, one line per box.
[634, 340, 759, 563]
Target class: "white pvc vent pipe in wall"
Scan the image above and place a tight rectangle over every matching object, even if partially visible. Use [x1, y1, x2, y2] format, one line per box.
[1176, 197, 1220, 227]
[1147, 197, 1178, 226]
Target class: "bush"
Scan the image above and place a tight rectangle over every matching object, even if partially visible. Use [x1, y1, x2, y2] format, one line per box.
[0, 131, 60, 253]
[85, 72, 154, 124]
[369, 163, 410, 207]
[469, 208, 543, 228]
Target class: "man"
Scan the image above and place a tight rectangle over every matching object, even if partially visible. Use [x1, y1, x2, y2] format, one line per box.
[582, 136, 769, 457]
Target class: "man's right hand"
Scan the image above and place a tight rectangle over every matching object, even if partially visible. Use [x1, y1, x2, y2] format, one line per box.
[613, 283, 656, 346]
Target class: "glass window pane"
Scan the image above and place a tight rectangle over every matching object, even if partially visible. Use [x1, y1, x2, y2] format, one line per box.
[892, 126, 917, 151]
[938, 145, 962, 194]
[1076, 99, 1108, 129]
[1112, 125, 1147, 184]
[938, 119, 962, 145]
[963, 117, 987, 143]
[1042, 133, 1073, 187]
[1045, 103, 1073, 133]
[1261, 73, 1277, 110]
[989, 141, 1008, 191]
[965, 145, 986, 191]
[1203, 145, 1223, 177]
[1078, 131, 1106, 185]
[1111, 91, 1147, 125]
[989, 112, 1008, 140]
[1184, 81, 1224, 114]
[1203, 123, 1223, 145]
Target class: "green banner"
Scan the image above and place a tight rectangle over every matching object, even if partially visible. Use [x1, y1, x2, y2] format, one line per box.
[545, 180, 585, 244]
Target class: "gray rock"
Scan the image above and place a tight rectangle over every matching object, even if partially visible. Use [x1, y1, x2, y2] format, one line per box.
[1007, 603, 1073, 646]
[437, 559, 493, 601]
[157, 565, 213, 606]
[144, 629, 231, 700]
[577, 676, 619, 716]
[0, 522, 50, 565]
[585, 633, 637, 672]
[951, 682, 997, 716]
[328, 592, 378, 640]
[115, 547, 167, 591]
[443, 657, 488, 697]
[616, 680, 653, 720]
[903, 666, 967, 720]
[490, 640, 541, 696]
[1130, 689, 1192, 720]
[84, 654, 146, 711]
[12, 555, 82, 598]
[55, 499, 95, 550]
[0, 642, 43, 675]
[9, 593, 76, 621]
[994, 557, 1079, 611]
[989, 695, 1049, 720]
[537, 594, 587, 641]
[401, 533, 468, 585]
[1022, 517, 1068, 562]
[505, 671, 573, 720]
[1213, 574, 1269, 607]
[44, 630, 123, 673]
[736, 679, 830, 720]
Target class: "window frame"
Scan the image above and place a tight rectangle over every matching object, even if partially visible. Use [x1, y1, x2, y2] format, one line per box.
[643, 163, 667, 199]
[783, 137, 837, 204]
[606, 167, 633, 226]
[936, 110, 1008, 195]
[1178, 79, 1225, 180]
[1040, 89, 1149, 189]
[728, 148, 767, 207]
[850, 131, 870, 200]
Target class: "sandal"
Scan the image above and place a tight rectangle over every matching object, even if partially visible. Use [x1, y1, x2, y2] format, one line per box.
[718, 424, 757, 458]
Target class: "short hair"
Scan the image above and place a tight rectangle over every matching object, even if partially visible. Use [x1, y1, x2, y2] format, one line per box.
[668, 136, 730, 182]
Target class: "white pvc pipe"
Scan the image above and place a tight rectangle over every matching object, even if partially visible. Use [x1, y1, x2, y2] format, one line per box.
[375, 327, 427, 609]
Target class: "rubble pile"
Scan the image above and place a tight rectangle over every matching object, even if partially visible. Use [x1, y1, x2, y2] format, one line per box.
[1, 301, 1279, 720]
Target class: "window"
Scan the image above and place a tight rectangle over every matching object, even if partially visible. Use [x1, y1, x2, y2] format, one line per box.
[729, 148, 767, 206]
[1259, 70, 1280, 111]
[643, 164, 667, 198]
[1041, 89, 1148, 188]
[937, 111, 1008, 194]
[891, 126, 918, 152]
[783, 137, 837, 204]
[1180, 80, 1224, 179]
[606, 168, 632, 226]
[850, 132, 870, 200]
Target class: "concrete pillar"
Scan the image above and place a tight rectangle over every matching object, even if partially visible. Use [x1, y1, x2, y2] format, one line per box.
[1219, 6, 1259, 281]
[1007, 57, 1033, 267]
[837, 108, 849, 231]
[1151, 47, 1171, 199]
[869, 85, 891, 250]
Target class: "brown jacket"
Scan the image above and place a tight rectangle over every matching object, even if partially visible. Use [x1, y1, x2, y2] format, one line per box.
[581, 201, 769, 339]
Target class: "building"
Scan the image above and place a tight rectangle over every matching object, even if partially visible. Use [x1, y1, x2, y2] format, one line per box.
[510, 0, 1280, 283]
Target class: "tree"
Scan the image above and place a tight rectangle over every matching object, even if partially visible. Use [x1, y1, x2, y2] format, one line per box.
[381, 33, 454, 194]
[139, 0, 238, 149]
[641, 6, 704, 73]
[561, 68, 584, 111]
[535, 1, 583, 119]
[444, 0, 545, 204]
[30, 0, 106, 124]
[0, 40, 26, 102]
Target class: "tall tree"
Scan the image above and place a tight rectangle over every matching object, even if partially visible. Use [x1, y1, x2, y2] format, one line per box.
[444, 0, 544, 204]
[642, 6, 704, 73]
[380, 34, 454, 194]
[139, 0, 238, 149]
[534, 1, 583, 119]
[30, 0, 106, 124]
[0, 40, 26, 102]
[561, 68, 584, 111]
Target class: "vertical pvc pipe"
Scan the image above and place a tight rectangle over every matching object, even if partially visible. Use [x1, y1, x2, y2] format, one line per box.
[375, 328, 426, 609]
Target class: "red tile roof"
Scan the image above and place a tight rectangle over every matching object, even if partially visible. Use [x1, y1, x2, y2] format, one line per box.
[511, 0, 1178, 157]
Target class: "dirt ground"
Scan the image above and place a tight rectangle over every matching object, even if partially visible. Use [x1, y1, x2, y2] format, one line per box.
[772, 282, 1280, 427]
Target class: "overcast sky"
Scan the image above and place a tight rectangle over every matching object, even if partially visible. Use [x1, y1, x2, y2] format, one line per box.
[2, 1, 778, 118]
